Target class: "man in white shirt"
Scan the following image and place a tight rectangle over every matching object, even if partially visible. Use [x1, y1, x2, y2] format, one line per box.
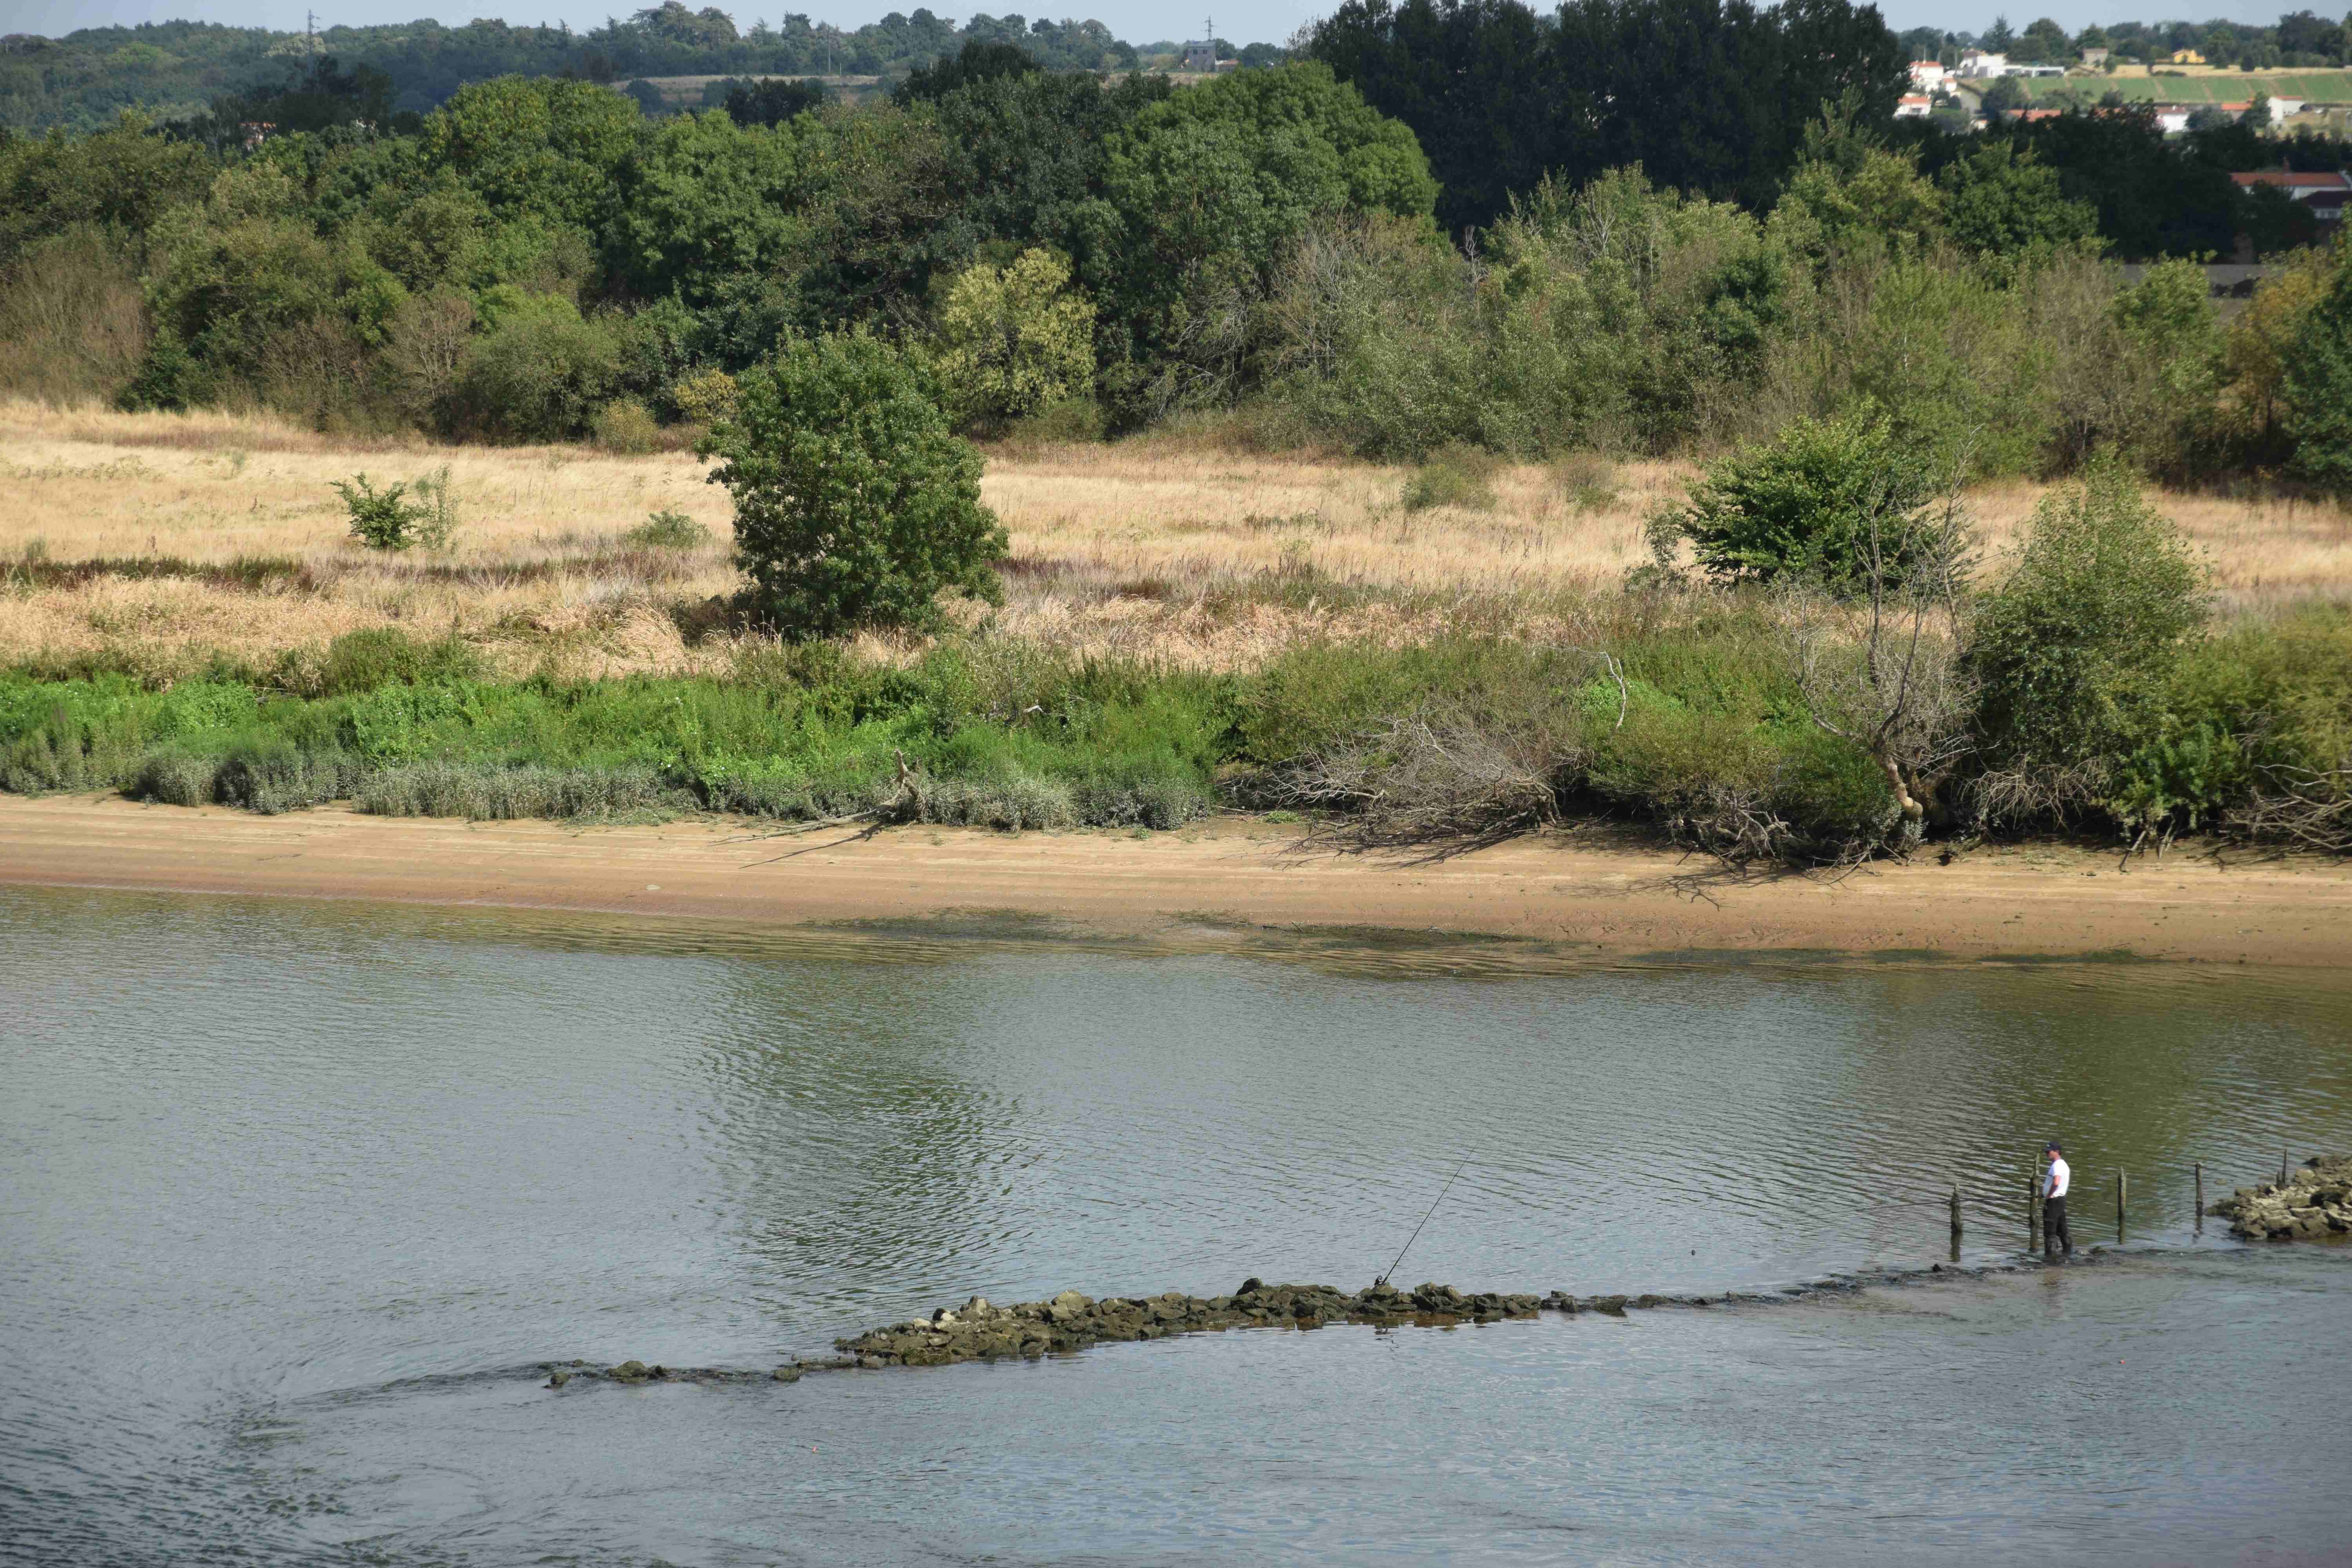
[2042, 1141, 2073, 1260]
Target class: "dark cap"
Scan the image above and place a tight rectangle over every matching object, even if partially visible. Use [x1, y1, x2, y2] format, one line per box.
[2045, 1140, 2063, 1154]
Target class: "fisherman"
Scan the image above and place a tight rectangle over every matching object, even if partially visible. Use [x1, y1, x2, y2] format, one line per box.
[2042, 1140, 2073, 1260]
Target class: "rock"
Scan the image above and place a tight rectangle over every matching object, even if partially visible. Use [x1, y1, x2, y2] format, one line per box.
[1236, 1277, 1264, 1296]
[546, 1370, 571, 1388]
[2211, 1153, 2352, 1241]
[771, 1365, 802, 1383]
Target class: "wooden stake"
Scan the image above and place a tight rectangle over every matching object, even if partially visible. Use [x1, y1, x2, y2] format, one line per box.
[2116, 1169, 2127, 1242]
[2028, 1170, 2040, 1252]
[1949, 1185, 1963, 1261]
[2194, 1161, 2203, 1230]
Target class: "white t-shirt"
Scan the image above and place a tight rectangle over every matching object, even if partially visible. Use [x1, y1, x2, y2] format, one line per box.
[2045, 1156, 2071, 1200]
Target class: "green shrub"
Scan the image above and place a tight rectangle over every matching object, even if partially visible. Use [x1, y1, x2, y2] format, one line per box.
[1967, 462, 2209, 813]
[329, 475, 427, 551]
[314, 628, 480, 697]
[1659, 411, 1942, 592]
[703, 330, 1008, 636]
[667, 367, 739, 425]
[591, 396, 663, 454]
[624, 510, 711, 550]
[448, 294, 622, 442]
[1401, 446, 1501, 512]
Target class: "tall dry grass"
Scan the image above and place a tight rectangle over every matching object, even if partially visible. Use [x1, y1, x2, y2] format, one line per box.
[3, 400, 2348, 681]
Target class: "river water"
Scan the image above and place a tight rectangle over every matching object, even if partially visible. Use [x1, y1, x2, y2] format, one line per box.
[4, 884, 2349, 1564]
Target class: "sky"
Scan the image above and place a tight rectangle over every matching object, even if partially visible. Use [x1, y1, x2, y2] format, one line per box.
[6, 0, 2317, 47]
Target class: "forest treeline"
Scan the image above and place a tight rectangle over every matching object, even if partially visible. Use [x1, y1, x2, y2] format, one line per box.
[9, 5, 2352, 491]
[0, 4, 1280, 133]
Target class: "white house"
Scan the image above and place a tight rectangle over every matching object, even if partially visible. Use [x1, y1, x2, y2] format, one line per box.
[1909, 59, 1953, 91]
[1895, 93, 1934, 118]
[1957, 48, 2007, 76]
[2152, 106, 2192, 133]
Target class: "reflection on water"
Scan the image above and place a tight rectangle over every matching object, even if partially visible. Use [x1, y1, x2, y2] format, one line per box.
[2, 885, 2348, 1564]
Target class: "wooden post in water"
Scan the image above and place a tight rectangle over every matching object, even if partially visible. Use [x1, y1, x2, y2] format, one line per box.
[2027, 1170, 2040, 1252]
[1949, 1185, 1963, 1261]
[2194, 1161, 2204, 1232]
[2281, 1148, 2292, 1189]
[2116, 1170, 2127, 1243]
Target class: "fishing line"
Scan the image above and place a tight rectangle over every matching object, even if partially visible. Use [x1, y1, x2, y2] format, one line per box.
[1377, 1155, 1469, 1289]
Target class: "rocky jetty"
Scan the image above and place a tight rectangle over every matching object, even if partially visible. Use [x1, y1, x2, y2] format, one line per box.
[2211, 1154, 2352, 1241]
[537, 1259, 2101, 1390]
[834, 1279, 1557, 1367]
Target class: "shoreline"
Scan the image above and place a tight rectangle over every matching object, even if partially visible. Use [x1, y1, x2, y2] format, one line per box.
[7, 795, 2352, 965]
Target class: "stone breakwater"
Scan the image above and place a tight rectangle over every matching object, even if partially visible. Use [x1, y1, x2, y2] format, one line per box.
[834, 1279, 1554, 1368]
[535, 1261, 2102, 1389]
[2210, 1153, 2352, 1241]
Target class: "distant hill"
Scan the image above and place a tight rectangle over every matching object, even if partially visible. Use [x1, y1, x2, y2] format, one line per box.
[0, 7, 1267, 133]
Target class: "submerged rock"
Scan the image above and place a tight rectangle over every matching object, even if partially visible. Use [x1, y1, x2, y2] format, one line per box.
[2212, 1154, 2352, 1241]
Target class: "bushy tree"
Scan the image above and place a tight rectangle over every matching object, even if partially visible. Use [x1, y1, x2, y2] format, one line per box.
[1936, 140, 2098, 260]
[1660, 411, 1945, 592]
[1093, 62, 1437, 413]
[417, 76, 641, 233]
[2280, 250, 2352, 499]
[1967, 461, 2207, 779]
[606, 110, 810, 303]
[445, 292, 622, 440]
[932, 249, 1098, 429]
[702, 332, 1007, 634]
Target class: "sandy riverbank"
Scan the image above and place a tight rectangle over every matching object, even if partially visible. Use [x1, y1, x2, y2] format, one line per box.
[6, 795, 2352, 965]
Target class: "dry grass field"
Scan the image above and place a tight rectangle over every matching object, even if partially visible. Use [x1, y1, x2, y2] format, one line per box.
[5, 400, 2349, 681]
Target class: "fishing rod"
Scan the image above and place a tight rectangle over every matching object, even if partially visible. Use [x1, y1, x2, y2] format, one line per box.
[1376, 1155, 1469, 1289]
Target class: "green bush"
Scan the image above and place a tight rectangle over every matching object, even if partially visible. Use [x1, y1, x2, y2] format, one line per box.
[590, 396, 662, 453]
[1967, 462, 2209, 812]
[329, 475, 427, 551]
[1401, 447, 1500, 512]
[703, 331, 1008, 636]
[624, 510, 711, 550]
[314, 628, 481, 697]
[1659, 411, 1942, 592]
[448, 293, 623, 442]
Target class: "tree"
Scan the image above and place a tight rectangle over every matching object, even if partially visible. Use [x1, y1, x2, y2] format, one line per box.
[2015, 16, 2070, 62]
[1935, 139, 2098, 258]
[1982, 15, 2016, 52]
[1659, 409, 1947, 593]
[719, 76, 828, 126]
[606, 110, 810, 303]
[2223, 245, 2336, 447]
[1979, 75, 2028, 114]
[417, 75, 642, 233]
[1780, 477, 1975, 840]
[1092, 62, 1436, 411]
[932, 249, 1098, 429]
[1302, 0, 1558, 234]
[1966, 461, 2207, 793]
[1767, 105, 1945, 265]
[702, 331, 1007, 635]
[893, 37, 1038, 103]
[2280, 251, 2352, 499]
